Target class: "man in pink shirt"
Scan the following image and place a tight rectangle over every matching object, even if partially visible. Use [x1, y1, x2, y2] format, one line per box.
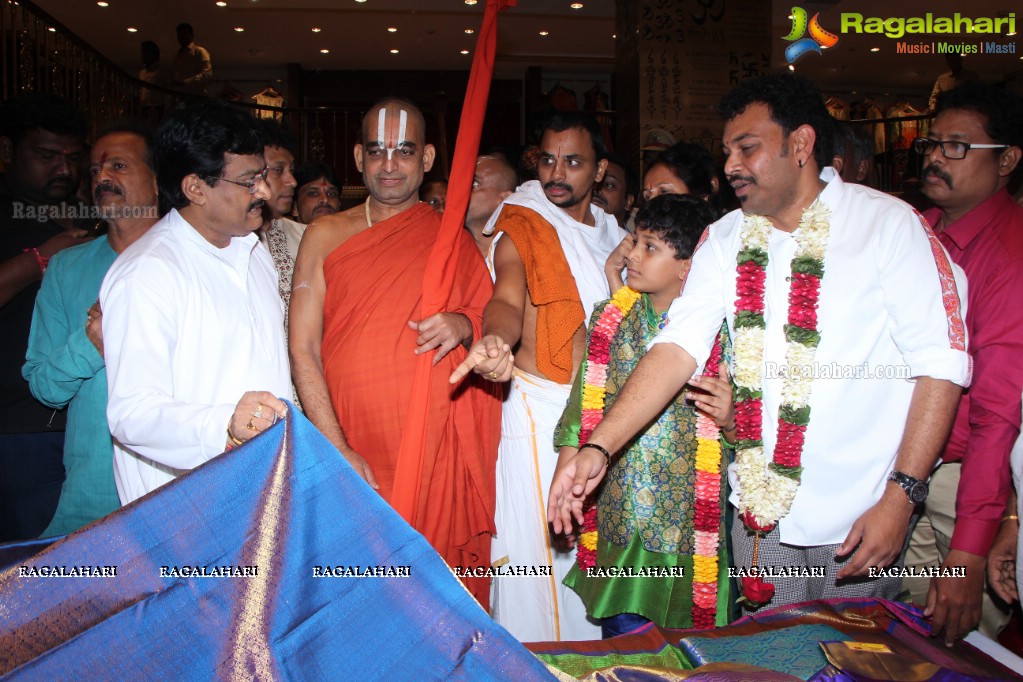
[904, 82, 1023, 644]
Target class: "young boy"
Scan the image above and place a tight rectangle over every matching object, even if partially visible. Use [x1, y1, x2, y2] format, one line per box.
[553, 193, 733, 637]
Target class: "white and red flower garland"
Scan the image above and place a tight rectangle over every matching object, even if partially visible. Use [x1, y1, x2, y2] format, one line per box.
[732, 200, 831, 608]
[575, 285, 723, 629]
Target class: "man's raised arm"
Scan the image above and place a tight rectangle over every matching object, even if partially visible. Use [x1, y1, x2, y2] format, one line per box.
[548, 342, 697, 532]
[450, 234, 527, 384]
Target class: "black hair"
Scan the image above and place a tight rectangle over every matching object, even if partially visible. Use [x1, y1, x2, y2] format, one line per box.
[538, 110, 607, 161]
[294, 161, 339, 190]
[154, 99, 263, 211]
[96, 120, 157, 172]
[648, 142, 717, 200]
[718, 74, 833, 171]
[634, 193, 716, 260]
[935, 83, 1023, 177]
[420, 178, 447, 199]
[255, 118, 297, 156]
[0, 93, 87, 148]
[603, 153, 638, 199]
[832, 124, 873, 167]
[176, 23, 193, 35]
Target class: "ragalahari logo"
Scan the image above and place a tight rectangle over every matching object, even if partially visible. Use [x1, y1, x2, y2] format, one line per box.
[783, 6, 839, 64]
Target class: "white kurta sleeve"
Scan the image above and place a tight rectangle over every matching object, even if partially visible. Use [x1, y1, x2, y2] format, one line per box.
[876, 210, 972, 386]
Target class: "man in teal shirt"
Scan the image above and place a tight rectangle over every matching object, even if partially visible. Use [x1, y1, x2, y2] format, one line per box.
[23, 124, 158, 536]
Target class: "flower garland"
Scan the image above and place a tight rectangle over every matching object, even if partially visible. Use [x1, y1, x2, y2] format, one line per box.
[575, 285, 642, 569]
[732, 199, 831, 608]
[575, 285, 723, 630]
[691, 338, 724, 629]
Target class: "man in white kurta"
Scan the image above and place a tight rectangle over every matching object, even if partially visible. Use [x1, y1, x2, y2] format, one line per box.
[659, 166, 969, 602]
[101, 100, 291, 505]
[549, 75, 970, 611]
[454, 112, 626, 642]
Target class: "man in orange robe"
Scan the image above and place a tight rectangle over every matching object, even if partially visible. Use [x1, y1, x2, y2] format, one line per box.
[290, 98, 501, 606]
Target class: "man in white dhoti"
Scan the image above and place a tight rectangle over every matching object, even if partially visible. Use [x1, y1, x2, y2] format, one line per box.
[451, 111, 627, 642]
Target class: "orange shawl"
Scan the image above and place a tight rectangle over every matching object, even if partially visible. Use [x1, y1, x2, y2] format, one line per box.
[497, 204, 585, 384]
[321, 203, 501, 606]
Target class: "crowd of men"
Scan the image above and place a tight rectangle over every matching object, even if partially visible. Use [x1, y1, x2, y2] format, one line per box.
[1, 73, 1022, 649]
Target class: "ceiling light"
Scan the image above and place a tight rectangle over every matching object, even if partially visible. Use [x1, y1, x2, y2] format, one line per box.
[320, 48, 329, 53]
[612, 33, 616, 39]
[464, 29, 474, 34]
[788, 64, 795, 71]
[870, 47, 880, 52]
[355, 0, 367, 3]
[1008, 31, 1017, 37]
[460, 49, 469, 54]
[215, 1, 227, 6]
[465, 0, 478, 4]
[539, 31, 549, 36]
[390, 49, 399, 54]
[571, 3, 584, 8]
[387, 27, 397, 32]
[311, 27, 322, 32]
[47, 26, 56, 32]
[233, 27, 245, 32]
[96, 2, 109, 6]
[126, 27, 137, 32]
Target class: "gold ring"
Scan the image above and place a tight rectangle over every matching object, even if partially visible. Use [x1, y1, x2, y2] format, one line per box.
[487, 371, 500, 380]
[246, 418, 256, 431]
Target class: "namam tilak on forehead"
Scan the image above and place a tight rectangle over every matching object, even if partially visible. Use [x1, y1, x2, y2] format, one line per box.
[373, 108, 410, 161]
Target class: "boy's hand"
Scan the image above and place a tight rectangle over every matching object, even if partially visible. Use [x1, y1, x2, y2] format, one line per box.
[604, 234, 634, 291]
[686, 364, 734, 430]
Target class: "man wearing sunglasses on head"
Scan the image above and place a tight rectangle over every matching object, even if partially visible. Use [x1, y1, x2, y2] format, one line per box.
[903, 82, 1023, 645]
[100, 100, 291, 504]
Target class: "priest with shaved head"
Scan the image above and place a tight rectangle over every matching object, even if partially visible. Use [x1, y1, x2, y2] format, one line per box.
[289, 97, 501, 608]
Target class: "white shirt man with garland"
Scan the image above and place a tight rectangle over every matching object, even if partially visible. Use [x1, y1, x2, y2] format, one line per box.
[548, 75, 969, 609]
[101, 100, 290, 504]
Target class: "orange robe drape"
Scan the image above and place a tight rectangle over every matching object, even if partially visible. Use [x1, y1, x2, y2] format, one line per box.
[321, 203, 501, 606]
[497, 205, 585, 384]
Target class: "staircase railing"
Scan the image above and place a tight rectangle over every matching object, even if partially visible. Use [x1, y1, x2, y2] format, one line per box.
[1, 0, 371, 196]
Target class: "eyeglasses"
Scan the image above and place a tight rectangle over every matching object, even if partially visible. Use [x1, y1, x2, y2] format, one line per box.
[912, 138, 1008, 160]
[208, 167, 270, 194]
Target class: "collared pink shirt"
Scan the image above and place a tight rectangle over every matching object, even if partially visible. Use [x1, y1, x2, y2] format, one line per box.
[924, 189, 1023, 556]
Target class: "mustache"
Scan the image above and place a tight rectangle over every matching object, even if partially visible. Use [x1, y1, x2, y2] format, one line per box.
[543, 181, 572, 193]
[727, 174, 755, 186]
[248, 198, 266, 212]
[922, 164, 953, 188]
[93, 182, 123, 201]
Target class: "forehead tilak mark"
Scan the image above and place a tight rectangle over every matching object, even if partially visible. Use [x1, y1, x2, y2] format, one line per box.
[376, 108, 409, 160]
